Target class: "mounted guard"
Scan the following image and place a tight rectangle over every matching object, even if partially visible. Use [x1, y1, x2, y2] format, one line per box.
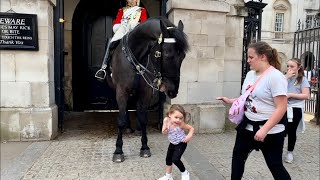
[95, 0, 147, 80]
[99, 16, 189, 162]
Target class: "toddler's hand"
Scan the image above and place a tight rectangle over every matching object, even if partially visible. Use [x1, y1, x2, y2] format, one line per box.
[183, 135, 192, 143]
[162, 117, 170, 134]
[164, 117, 170, 127]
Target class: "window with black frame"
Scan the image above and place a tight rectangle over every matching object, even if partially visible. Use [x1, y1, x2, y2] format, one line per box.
[275, 13, 284, 39]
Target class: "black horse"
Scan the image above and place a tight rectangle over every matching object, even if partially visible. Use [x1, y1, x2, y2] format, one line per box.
[105, 17, 189, 162]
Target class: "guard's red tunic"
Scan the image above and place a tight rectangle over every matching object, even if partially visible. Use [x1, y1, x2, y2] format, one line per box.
[112, 7, 147, 27]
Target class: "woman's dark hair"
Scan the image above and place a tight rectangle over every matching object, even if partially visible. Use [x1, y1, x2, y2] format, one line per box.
[288, 58, 304, 84]
[248, 41, 281, 70]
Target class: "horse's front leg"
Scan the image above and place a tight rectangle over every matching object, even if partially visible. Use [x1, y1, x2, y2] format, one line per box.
[113, 88, 128, 163]
[137, 104, 151, 158]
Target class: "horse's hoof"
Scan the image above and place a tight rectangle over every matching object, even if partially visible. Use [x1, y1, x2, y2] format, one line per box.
[112, 154, 125, 163]
[140, 149, 151, 158]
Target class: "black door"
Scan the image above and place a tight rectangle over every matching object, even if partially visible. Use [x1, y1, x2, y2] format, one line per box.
[86, 16, 118, 110]
[72, 0, 121, 111]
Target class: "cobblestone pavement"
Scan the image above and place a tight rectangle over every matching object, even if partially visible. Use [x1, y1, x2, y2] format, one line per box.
[19, 112, 200, 180]
[21, 133, 198, 180]
[2, 112, 319, 180]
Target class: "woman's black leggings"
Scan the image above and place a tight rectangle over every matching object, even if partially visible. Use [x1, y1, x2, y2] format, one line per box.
[165, 142, 187, 172]
[287, 107, 303, 151]
[231, 129, 291, 180]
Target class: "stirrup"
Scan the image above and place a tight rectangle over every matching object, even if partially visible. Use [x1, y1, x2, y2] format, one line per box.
[95, 69, 106, 80]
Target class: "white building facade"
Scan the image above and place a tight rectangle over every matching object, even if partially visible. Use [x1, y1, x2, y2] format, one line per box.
[260, 0, 319, 71]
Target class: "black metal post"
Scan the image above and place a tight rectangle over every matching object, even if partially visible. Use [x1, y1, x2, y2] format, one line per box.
[316, 76, 320, 125]
[316, 30, 320, 124]
[54, 0, 65, 131]
[161, 0, 167, 17]
[158, 0, 168, 129]
[241, 1, 267, 85]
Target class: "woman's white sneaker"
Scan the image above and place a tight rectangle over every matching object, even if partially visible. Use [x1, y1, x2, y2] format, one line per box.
[285, 152, 294, 163]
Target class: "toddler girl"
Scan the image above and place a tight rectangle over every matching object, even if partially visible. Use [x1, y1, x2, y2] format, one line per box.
[158, 104, 194, 180]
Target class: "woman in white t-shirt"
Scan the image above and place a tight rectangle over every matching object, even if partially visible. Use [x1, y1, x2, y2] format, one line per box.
[284, 58, 310, 164]
[217, 41, 291, 180]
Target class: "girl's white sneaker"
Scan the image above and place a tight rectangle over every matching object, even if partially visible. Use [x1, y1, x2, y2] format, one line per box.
[158, 175, 174, 180]
[181, 170, 190, 180]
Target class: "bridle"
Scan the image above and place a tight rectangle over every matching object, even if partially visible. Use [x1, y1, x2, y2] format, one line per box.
[121, 27, 178, 91]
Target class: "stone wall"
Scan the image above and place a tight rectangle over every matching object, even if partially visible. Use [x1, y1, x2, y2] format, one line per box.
[165, 0, 245, 133]
[0, 0, 58, 141]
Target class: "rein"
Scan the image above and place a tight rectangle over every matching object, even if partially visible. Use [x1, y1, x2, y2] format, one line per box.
[121, 32, 174, 91]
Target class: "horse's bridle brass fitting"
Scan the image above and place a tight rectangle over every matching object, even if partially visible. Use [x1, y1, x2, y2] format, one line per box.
[154, 51, 161, 58]
[153, 77, 162, 89]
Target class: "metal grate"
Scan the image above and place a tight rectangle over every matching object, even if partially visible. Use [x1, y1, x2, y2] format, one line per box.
[292, 19, 319, 123]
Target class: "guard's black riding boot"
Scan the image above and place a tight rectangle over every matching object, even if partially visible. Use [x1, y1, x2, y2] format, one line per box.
[95, 39, 112, 80]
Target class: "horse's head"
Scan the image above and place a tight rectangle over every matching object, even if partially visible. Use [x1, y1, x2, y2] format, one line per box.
[159, 20, 188, 98]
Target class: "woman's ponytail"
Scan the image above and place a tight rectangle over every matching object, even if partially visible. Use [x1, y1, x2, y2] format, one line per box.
[271, 48, 281, 70]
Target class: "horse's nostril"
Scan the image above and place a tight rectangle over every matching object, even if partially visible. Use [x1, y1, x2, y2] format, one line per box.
[168, 91, 176, 97]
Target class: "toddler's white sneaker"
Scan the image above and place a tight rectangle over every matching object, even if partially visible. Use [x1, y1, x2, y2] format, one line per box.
[158, 175, 174, 180]
[181, 170, 189, 180]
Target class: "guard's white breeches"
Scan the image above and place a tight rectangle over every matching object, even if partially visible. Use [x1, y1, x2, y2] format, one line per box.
[111, 23, 138, 42]
[111, 26, 128, 42]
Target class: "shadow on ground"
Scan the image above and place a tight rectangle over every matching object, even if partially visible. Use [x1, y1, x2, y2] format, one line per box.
[56, 112, 162, 140]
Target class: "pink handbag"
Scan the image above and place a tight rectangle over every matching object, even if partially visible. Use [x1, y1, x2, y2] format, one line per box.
[229, 66, 274, 124]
